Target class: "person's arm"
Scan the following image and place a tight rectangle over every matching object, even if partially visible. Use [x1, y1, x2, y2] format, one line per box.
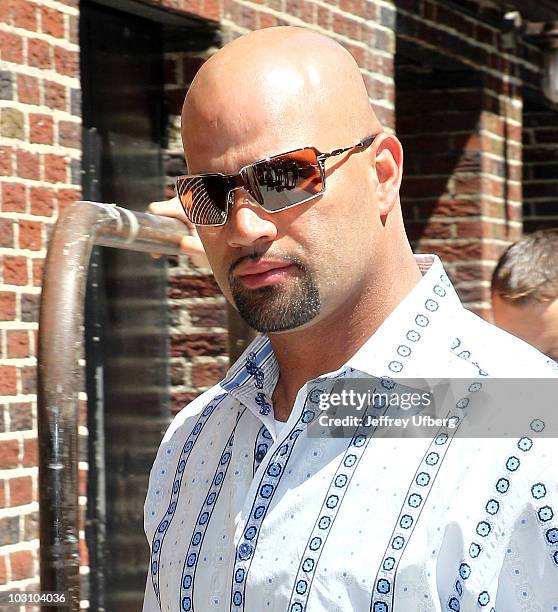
[148, 196, 210, 270]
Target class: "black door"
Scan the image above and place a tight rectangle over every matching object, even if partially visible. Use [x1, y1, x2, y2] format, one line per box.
[80, 4, 171, 609]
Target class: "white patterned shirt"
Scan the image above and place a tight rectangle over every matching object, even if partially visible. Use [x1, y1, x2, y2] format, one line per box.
[143, 255, 558, 612]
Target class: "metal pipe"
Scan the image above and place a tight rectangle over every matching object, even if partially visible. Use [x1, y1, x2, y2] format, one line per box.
[37, 201, 254, 610]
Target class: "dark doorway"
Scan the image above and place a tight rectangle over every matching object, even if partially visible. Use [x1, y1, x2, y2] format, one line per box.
[80, 3, 171, 609]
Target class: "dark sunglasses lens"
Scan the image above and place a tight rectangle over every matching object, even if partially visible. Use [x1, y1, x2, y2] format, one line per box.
[176, 175, 229, 225]
[250, 148, 323, 212]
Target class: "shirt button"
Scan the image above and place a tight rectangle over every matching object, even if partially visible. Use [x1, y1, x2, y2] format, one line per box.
[238, 543, 252, 559]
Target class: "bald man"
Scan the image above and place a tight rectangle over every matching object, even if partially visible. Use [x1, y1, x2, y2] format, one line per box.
[143, 27, 558, 612]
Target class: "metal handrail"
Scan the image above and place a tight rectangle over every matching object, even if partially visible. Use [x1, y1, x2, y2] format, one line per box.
[37, 201, 255, 610]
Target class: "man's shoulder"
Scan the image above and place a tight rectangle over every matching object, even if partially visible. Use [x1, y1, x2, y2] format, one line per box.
[159, 383, 230, 445]
[458, 308, 558, 377]
[143, 382, 232, 533]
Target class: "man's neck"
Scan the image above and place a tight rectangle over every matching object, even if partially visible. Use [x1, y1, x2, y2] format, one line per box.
[270, 250, 423, 422]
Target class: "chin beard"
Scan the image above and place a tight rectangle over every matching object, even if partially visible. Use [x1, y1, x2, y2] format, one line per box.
[229, 259, 321, 333]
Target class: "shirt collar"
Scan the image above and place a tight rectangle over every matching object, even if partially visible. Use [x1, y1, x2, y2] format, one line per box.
[220, 254, 464, 421]
[345, 254, 463, 377]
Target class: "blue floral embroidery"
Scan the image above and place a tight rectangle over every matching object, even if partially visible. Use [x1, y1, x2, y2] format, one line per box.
[289, 389, 389, 611]
[245, 351, 265, 389]
[150, 395, 226, 605]
[372, 415, 459, 612]
[180, 415, 241, 611]
[255, 392, 271, 416]
[448, 436, 532, 607]
[253, 425, 272, 474]
[230, 392, 319, 612]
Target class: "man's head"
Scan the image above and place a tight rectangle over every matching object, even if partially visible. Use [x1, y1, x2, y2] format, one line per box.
[181, 27, 406, 333]
[491, 229, 558, 360]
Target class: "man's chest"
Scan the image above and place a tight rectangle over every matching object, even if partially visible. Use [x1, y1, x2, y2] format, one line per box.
[150, 412, 525, 612]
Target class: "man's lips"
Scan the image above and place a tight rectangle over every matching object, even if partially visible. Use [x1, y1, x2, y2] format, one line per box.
[234, 260, 295, 289]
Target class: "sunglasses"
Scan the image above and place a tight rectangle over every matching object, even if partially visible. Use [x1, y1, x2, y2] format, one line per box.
[175, 134, 379, 226]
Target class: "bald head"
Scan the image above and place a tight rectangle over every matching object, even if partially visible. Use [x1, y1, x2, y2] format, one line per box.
[178, 27, 413, 337]
[182, 27, 381, 173]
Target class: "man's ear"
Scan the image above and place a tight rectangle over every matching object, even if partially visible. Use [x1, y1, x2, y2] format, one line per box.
[373, 133, 403, 216]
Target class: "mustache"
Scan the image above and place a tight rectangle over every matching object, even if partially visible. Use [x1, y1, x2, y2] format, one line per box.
[229, 252, 305, 277]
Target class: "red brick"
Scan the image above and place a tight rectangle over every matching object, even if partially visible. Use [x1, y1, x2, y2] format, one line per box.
[30, 113, 54, 145]
[22, 441, 36, 469]
[204, 0, 221, 20]
[3, 255, 27, 285]
[455, 220, 484, 238]
[57, 188, 79, 212]
[508, 182, 521, 203]
[13, 0, 37, 30]
[0, 556, 6, 584]
[18, 220, 42, 250]
[78, 504, 86, 530]
[21, 366, 35, 395]
[10, 550, 33, 580]
[429, 199, 480, 217]
[452, 174, 482, 195]
[0, 218, 13, 248]
[168, 275, 222, 298]
[17, 150, 40, 180]
[189, 302, 227, 327]
[30, 186, 55, 216]
[259, 13, 278, 28]
[79, 535, 89, 566]
[9, 476, 33, 506]
[58, 120, 81, 148]
[0, 291, 16, 320]
[191, 361, 226, 387]
[419, 241, 483, 262]
[78, 398, 87, 427]
[17, 74, 40, 105]
[0, 30, 24, 64]
[171, 391, 199, 415]
[171, 333, 227, 358]
[44, 80, 66, 111]
[44, 154, 66, 183]
[0, 146, 12, 176]
[54, 47, 78, 77]
[0, 439, 18, 467]
[32, 259, 43, 286]
[78, 467, 87, 496]
[7, 330, 29, 358]
[407, 221, 452, 240]
[28, 38, 51, 69]
[9, 402, 33, 431]
[1, 182, 26, 212]
[40, 6, 64, 38]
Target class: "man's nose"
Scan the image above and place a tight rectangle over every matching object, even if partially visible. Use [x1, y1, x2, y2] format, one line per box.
[226, 188, 279, 249]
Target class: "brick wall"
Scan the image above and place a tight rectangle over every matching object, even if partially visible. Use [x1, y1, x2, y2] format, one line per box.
[390, 0, 542, 317]
[0, 0, 85, 601]
[523, 100, 558, 232]
[163, 51, 230, 409]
